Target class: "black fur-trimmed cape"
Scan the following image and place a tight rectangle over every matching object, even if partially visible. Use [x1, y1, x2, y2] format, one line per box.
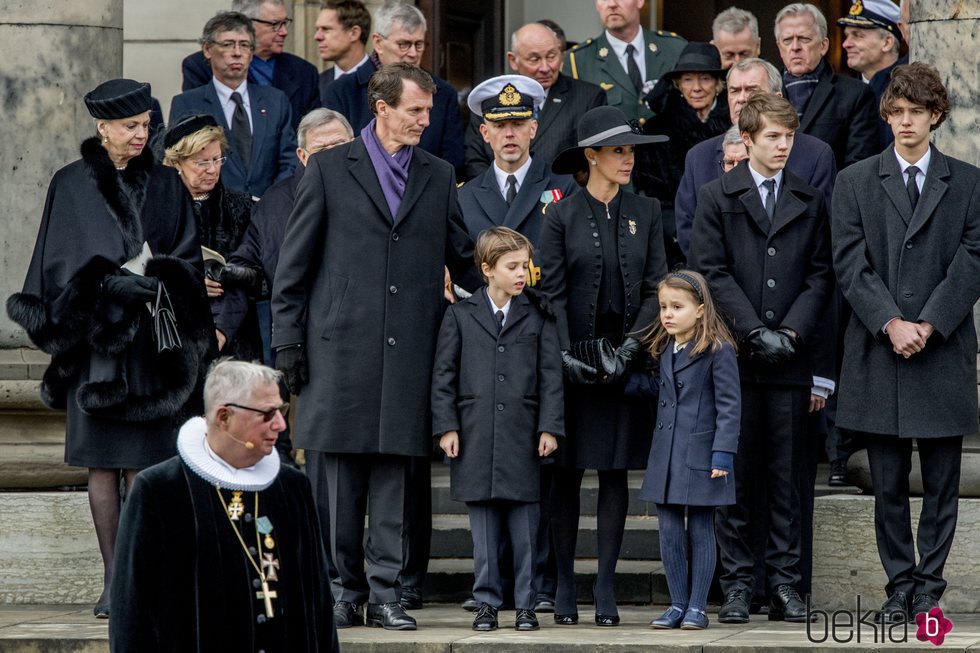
[6, 137, 212, 421]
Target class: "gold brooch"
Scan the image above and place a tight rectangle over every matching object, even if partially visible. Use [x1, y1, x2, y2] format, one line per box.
[498, 84, 522, 106]
[598, 47, 609, 58]
[649, 42, 658, 53]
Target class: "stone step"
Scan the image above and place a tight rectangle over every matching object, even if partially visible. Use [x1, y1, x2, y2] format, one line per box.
[429, 514, 661, 560]
[423, 558, 670, 605]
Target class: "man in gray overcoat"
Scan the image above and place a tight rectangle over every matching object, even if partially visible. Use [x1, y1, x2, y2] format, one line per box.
[271, 62, 479, 630]
[832, 62, 980, 625]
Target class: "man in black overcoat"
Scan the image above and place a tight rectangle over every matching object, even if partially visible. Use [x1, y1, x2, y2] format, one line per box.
[689, 93, 833, 623]
[271, 63, 480, 631]
[832, 63, 980, 624]
[462, 22, 606, 181]
[775, 3, 881, 170]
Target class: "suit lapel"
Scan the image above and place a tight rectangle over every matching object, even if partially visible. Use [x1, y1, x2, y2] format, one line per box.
[536, 75, 568, 138]
[769, 175, 809, 236]
[395, 153, 431, 223]
[798, 65, 833, 132]
[467, 292, 501, 339]
[473, 167, 509, 226]
[672, 344, 698, 374]
[879, 150, 913, 225]
[906, 148, 950, 239]
[348, 139, 395, 223]
[500, 295, 530, 336]
[505, 160, 548, 231]
[726, 165, 772, 236]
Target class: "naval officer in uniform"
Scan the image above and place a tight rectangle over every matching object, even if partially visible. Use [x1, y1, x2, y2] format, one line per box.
[565, 0, 686, 124]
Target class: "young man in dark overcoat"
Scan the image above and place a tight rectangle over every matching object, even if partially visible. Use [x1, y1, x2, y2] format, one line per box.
[832, 62, 980, 624]
[689, 92, 833, 623]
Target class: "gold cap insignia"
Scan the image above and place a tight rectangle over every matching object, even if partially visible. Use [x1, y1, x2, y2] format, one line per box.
[498, 84, 522, 107]
[598, 47, 609, 58]
[850, 0, 863, 15]
[649, 42, 658, 53]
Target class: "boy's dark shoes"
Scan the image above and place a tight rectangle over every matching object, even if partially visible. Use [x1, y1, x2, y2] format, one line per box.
[533, 595, 555, 613]
[874, 590, 910, 624]
[399, 586, 423, 610]
[681, 607, 709, 630]
[561, 351, 598, 385]
[650, 605, 685, 628]
[718, 588, 750, 623]
[333, 600, 364, 628]
[366, 602, 416, 630]
[768, 585, 809, 622]
[912, 593, 939, 618]
[828, 458, 849, 486]
[515, 608, 539, 631]
[472, 603, 498, 631]
[554, 612, 579, 625]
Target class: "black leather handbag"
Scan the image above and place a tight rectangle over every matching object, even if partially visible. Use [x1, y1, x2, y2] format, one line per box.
[570, 338, 617, 379]
[152, 282, 182, 353]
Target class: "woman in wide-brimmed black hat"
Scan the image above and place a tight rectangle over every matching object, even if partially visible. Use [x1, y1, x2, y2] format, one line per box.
[635, 43, 731, 265]
[540, 105, 669, 627]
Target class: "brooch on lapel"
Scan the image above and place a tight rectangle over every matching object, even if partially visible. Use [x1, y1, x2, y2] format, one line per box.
[628, 219, 637, 235]
[540, 188, 565, 215]
[260, 108, 267, 116]
[649, 42, 658, 54]
[598, 47, 609, 59]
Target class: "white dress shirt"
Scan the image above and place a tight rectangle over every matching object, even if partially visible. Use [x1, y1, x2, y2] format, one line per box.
[485, 288, 512, 326]
[895, 146, 931, 193]
[605, 30, 647, 85]
[493, 157, 533, 200]
[747, 163, 784, 206]
[212, 78, 253, 131]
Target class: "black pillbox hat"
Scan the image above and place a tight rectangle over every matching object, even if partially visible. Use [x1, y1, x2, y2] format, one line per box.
[84, 79, 152, 120]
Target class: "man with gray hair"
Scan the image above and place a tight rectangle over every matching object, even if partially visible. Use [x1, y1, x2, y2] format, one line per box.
[775, 2, 880, 169]
[674, 57, 836, 257]
[182, 0, 319, 131]
[323, 0, 464, 169]
[711, 7, 761, 69]
[110, 359, 337, 652]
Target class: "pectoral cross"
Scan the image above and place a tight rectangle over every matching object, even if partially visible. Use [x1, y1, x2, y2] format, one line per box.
[261, 552, 280, 581]
[256, 580, 277, 618]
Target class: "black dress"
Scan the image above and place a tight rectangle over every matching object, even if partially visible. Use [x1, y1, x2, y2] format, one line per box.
[6, 138, 212, 469]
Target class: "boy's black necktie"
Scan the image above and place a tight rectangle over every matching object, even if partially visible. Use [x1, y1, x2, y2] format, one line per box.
[906, 165, 920, 210]
[495, 310, 504, 332]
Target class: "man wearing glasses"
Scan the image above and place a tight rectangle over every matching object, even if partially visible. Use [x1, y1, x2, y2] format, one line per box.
[323, 0, 465, 171]
[182, 0, 319, 131]
[110, 359, 339, 652]
[171, 11, 297, 199]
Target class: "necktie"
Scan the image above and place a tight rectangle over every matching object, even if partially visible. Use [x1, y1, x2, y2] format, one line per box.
[230, 91, 252, 170]
[906, 165, 920, 210]
[495, 310, 505, 332]
[762, 178, 776, 232]
[625, 44, 643, 93]
[505, 175, 517, 206]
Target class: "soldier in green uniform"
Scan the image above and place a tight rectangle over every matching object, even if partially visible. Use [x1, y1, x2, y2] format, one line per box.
[565, 0, 686, 125]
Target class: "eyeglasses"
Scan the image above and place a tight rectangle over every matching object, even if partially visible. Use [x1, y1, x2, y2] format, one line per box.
[226, 402, 289, 421]
[252, 17, 293, 31]
[192, 156, 228, 170]
[387, 38, 426, 53]
[720, 158, 742, 172]
[212, 40, 254, 52]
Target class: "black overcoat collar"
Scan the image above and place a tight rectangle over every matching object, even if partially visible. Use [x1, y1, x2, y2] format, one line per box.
[463, 290, 532, 340]
[878, 145, 950, 237]
[721, 161, 812, 239]
[472, 158, 550, 232]
[346, 136, 432, 224]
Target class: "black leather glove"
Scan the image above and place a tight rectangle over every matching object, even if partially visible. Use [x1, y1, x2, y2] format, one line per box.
[102, 271, 158, 303]
[276, 345, 308, 395]
[745, 327, 795, 365]
[218, 263, 262, 291]
[607, 336, 644, 384]
[562, 350, 598, 385]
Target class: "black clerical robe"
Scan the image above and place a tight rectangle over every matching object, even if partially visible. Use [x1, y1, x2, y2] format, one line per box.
[109, 457, 336, 652]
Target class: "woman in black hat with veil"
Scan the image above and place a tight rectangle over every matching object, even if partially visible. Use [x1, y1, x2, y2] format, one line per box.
[539, 105, 669, 626]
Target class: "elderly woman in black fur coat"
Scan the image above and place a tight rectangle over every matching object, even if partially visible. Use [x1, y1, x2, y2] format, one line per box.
[6, 79, 212, 619]
[163, 114, 262, 362]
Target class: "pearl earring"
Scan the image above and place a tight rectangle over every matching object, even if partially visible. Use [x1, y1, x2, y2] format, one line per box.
[590, 159, 597, 166]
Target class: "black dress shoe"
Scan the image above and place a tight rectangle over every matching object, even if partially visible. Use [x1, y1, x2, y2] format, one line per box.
[399, 585, 423, 610]
[462, 596, 480, 612]
[515, 608, 540, 631]
[554, 612, 579, 625]
[93, 602, 110, 619]
[769, 585, 809, 622]
[828, 458, 849, 486]
[719, 588, 750, 624]
[912, 593, 939, 618]
[366, 602, 417, 630]
[533, 595, 556, 613]
[875, 591, 911, 624]
[594, 613, 620, 626]
[333, 600, 364, 628]
[472, 603, 498, 631]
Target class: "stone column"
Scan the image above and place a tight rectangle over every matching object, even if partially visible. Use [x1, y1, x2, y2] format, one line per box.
[0, 0, 124, 488]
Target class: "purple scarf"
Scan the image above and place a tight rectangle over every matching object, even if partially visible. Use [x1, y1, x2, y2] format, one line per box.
[361, 118, 413, 220]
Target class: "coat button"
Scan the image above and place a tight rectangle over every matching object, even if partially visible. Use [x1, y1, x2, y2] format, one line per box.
[667, 423, 673, 429]
[391, 232, 399, 241]
[388, 337, 396, 346]
[243, 513, 253, 522]
[660, 400, 666, 406]
[498, 374, 505, 381]
[906, 241, 913, 249]
[389, 285, 398, 294]
[594, 281, 599, 287]
[496, 403, 505, 411]
[903, 291, 913, 298]
[677, 381, 684, 388]
[767, 247, 776, 256]
[257, 614, 267, 624]
[253, 578, 262, 589]
[594, 241, 601, 247]
[767, 278, 776, 288]
[765, 310, 775, 319]
[498, 345, 505, 352]
[671, 402, 675, 408]
[624, 271, 630, 277]
[593, 232, 599, 237]
[658, 421, 663, 429]
[589, 222, 596, 228]
[660, 379, 665, 386]
[248, 546, 258, 556]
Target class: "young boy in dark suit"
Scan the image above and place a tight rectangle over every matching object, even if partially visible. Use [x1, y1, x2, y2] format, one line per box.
[431, 227, 564, 632]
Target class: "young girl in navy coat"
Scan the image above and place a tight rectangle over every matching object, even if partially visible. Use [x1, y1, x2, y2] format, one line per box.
[628, 270, 740, 630]
[431, 227, 565, 632]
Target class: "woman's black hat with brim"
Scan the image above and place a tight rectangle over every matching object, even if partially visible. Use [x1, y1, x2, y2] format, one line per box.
[661, 42, 726, 80]
[164, 114, 220, 150]
[551, 105, 668, 175]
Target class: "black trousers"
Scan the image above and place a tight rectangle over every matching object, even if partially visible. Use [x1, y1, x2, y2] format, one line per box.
[305, 450, 338, 584]
[716, 383, 808, 594]
[468, 500, 539, 610]
[399, 455, 432, 592]
[325, 453, 409, 604]
[866, 434, 962, 599]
